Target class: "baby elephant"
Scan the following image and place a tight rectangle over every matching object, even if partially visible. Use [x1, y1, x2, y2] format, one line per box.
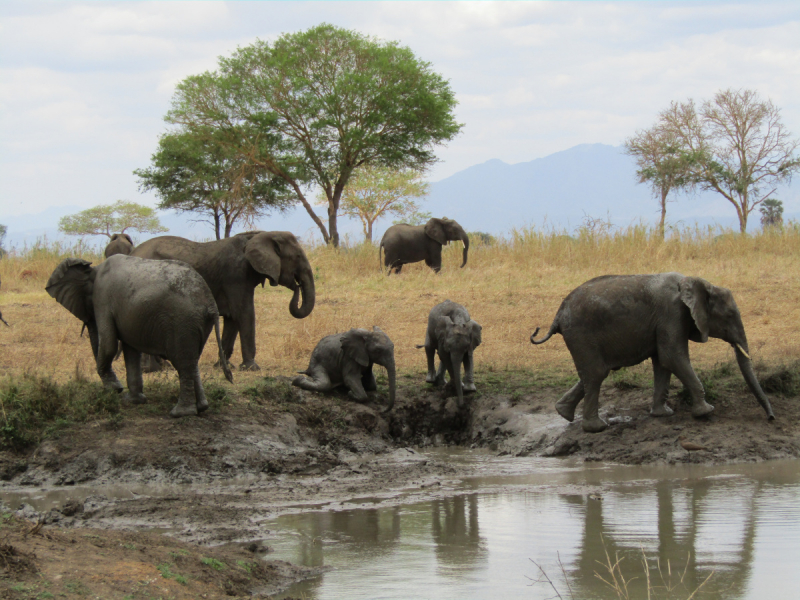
[531, 273, 775, 433]
[292, 327, 396, 412]
[420, 300, 482, 407]
[46, 255, 233, 417]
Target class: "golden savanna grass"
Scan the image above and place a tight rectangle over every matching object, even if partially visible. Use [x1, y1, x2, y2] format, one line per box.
[1, 226, 798, 388]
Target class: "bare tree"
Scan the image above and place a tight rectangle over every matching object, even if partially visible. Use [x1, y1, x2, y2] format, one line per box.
[661, 89, 800, 233]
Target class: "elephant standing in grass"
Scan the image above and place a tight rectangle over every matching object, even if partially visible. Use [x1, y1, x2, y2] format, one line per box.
[292, 327, 396, 412]
[132, 231, 315, 371]
[104, 233, 134, 258]
[531, 273, 775, 433]
[420, 300, 482, 408]
[379, 218, 469, 274]
[46, 255, 233, 417]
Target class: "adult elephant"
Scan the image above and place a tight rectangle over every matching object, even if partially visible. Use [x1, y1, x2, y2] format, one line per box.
[379, 217, 469, 274]
[104, 233, 134, 258]
[131, 231, 315, 371]
[531, 273, 775, 433]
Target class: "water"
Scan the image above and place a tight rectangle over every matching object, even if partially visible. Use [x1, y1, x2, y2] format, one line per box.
[264, 456, 800, 599]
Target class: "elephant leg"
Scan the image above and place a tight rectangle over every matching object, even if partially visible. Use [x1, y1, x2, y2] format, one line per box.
[121, 342, 147, 405]
[581, 373, 609, 433]
[462, 352, 476, 393]
[292, 368, 335, 393]
[170, 364, 199, 418]
[426, 245, 443, 273]
[141, 354, 165, 373]
[194, 368, 209, 413]
[555, 380, 584, 422]
[362, 367, 377, 392]
[343, 369, 369, 403]
[95, 329, 123, 392]
[425, 345, 439, 384]
[391, 263, 403, 275]
[650, 356, 674, 417]
[237, 303, 260, 371]
[219, 317, 239, 363]
[434, 355, 447, 387]
[667, 356, 714, 418]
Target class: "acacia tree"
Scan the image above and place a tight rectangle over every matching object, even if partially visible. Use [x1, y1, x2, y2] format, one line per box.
[165, 24, 462, 247]
[316, 166, 429, 243]
[624, 124, 697, 238]
[660, 89, 800, 233]
[58, 201, 167, 238]
[135, 129, 294, 239]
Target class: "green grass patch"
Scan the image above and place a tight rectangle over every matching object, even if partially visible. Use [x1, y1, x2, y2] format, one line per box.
[201, 557, 226, 570]
[157, 562, 188, 585]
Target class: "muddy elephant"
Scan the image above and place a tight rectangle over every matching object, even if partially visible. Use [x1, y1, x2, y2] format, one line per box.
[104, 233, 134, 258]
[131, 231, 315, 371]
[419, 300, 482, 408]
[531, 273, 775, 433]
[292, 327, 396, 412]
[46, 255, 233, 417]
[379, 217, 469, 274]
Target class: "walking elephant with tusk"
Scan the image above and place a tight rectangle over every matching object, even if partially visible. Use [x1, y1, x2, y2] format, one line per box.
[531, 273, 775, 433]
[131, 231, 315, 371]
[379, 217, 469, 275]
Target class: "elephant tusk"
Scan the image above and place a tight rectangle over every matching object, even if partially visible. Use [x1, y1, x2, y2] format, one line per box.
[736, 344, 750, 360]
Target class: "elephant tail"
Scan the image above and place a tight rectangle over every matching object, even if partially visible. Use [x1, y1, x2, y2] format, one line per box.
[415, 344, 425, 349]
[530, 321, 560, 345]
[215, 315, 234, 384]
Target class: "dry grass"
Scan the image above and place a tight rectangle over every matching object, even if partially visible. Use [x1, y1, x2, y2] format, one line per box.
[1, 226, 799, 388]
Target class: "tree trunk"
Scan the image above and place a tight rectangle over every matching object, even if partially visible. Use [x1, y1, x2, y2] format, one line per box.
[214, 211, 221, 241]
[366, 220, 373, 244]
[224, 218, 233, 238]
[659, 185, 668, 239]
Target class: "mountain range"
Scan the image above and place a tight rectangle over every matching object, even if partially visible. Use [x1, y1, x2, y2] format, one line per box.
[3, 144, 798, 249]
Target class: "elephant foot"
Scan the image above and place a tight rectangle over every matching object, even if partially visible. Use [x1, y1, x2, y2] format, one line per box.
[425, 372, 438, 385]
[462, 382, 477, 394]
[555, 400, 577, 422]
[691, 401, 715, 418]
[196, 398, 209, 413]
[170, 403, 198, 418]
[102, 377, 124, 393]
[239, 361, 261, 372]
[650, 404, 674, 417]
[123, 392, 148, 405]
[581, 417, 608, 433]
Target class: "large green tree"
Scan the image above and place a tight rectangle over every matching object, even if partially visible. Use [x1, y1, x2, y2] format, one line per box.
[660, 89, 800, 233]
[135, 128, 294, 240]
[58, 201, 167, 238]
[164, 24, 462, 247]
[316, 166, 429, 243]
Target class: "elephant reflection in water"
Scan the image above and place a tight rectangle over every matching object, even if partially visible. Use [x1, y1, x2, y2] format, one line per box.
[568, 480, 760, 598]
[431, 495, 487, 572]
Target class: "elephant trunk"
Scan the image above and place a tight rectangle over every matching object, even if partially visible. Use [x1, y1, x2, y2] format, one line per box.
[384, 358, 396, 413]
[451, 350, 464, 407]
[289, 269, 316, 319]
[734, 344, 775, 420]
[459, 231, 469, 268]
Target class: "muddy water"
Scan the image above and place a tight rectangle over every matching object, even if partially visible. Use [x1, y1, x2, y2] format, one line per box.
[266, 453, 800, 600]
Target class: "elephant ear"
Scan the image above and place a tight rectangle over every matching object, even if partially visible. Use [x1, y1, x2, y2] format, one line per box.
[45, 258, 95, 324]
[679, 276, 710, 343]
[341, 330, 370, 367]
[424, 219, 448, 245]
[469, 320, 482, 349]
[244, 232, 281, 284]
[122, 233, 133, 245]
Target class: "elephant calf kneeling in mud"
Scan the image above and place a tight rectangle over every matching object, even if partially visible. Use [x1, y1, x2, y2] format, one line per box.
[419, 300, 482, 408]
[46, 255, 233, 417]
[292, 327, 396, 412]
[531, 273, 775, 433]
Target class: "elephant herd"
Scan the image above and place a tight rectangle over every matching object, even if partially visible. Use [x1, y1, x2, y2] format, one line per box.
[36, 217, 776, 434]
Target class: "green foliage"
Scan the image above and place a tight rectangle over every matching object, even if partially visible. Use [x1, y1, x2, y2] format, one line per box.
[165, 23, 461, 246]
[394, 210, 433, 227]
[0, 223, 7, 254]
[201, 557, 226, 570]
[0, 375, 120, 450]
[58, 201, 167, 238]
[157, 563, 188, 585]
[760, 198, 784, 229]
[468, 231, 496, 247]
[760, 362, 800, 396]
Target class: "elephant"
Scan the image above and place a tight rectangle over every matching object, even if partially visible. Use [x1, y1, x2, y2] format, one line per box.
[379, 217, 469, 274]
[530, 273, 775, 433]
[46, 255, 233, 417]
[104, 233, 134, 258]
[419, 300, 482, 408]
[131, 231, 315, 371]
[292, 327, 396, 412]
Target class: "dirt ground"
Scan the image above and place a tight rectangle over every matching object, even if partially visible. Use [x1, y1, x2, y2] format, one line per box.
[1, 367, 799, 598]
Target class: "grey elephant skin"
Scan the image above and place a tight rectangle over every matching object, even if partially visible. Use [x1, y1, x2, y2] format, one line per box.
[104, 233, 134, 258]
[131, 231, 315, 371]
[420, 300, 482, 408]
[531, 273, 775, 433]
[46, 255, 233, 417]
[379, 217, 469, 274]
[292, 327, 396, 412]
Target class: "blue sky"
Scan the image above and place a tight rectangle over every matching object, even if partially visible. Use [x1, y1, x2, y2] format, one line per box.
[1, 1, 799, 218]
